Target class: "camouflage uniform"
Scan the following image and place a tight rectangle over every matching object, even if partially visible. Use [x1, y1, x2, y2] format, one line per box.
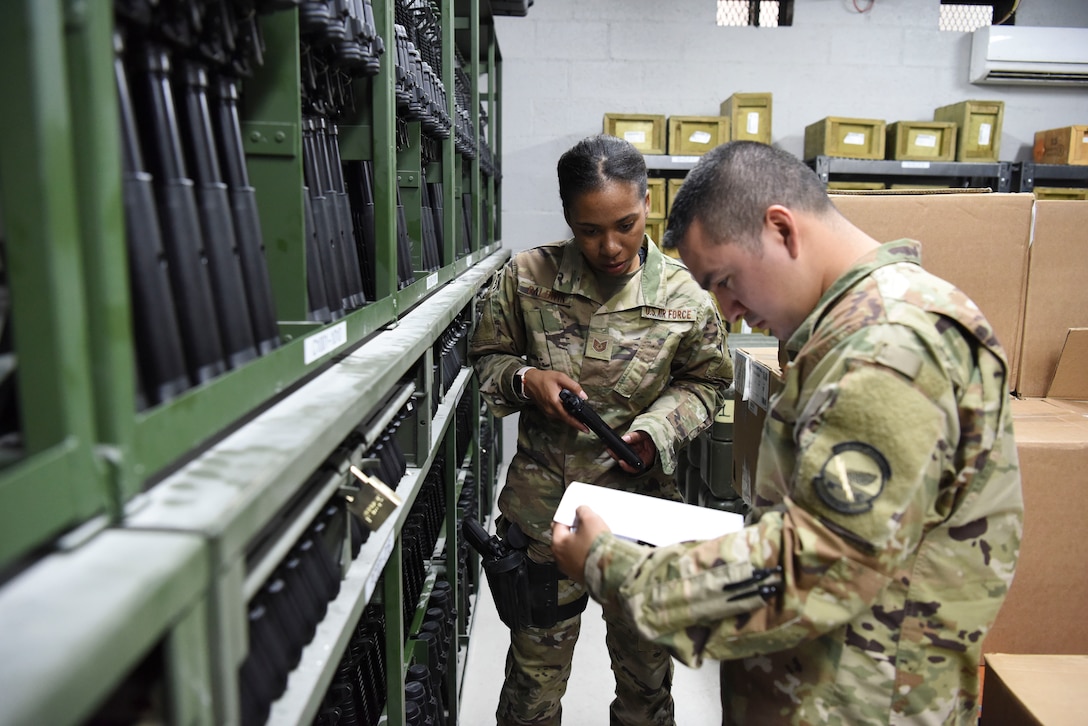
[470, 236, 732, 725]
[584, 241, 1024, 725]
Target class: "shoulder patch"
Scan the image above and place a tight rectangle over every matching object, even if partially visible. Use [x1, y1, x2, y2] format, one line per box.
[643, 307, 696, 322]
[814, 442, 890, 515]
[517, 282, 571, 305]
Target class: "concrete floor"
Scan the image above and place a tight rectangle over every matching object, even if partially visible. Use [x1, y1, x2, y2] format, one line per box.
[457, 462, 722, 725]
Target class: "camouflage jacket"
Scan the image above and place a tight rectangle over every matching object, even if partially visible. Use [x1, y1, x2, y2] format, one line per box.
[585, 241, 1023, 725]
[469, 236, 732, 543]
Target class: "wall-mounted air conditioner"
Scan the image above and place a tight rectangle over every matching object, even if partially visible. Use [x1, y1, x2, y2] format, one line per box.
[969, 26, 1088, 87]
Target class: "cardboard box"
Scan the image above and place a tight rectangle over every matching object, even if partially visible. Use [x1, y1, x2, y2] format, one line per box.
[830, 192, 1033, 389]
[720, 92, 772, 144]
[886, 120, 957, 161]
[933, 99, 1004, 162]
[1033, 125, 1088, 166]
[1015, 200, 1088, 397]
[603, 113, 666, 155]
[667, 115, 729, 156]
[982, 393, 1088, 658]
[804, 117, 886, 160]
[731, 346, 784, 504]
[981, 654, 1088, 725]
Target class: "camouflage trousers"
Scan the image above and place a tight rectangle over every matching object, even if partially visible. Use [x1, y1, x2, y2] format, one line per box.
[496, 540, 675, 726]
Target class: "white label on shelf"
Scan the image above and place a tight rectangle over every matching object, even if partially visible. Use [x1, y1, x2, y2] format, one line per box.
[746, 112, 760, 135]
[624, 130, 647, 144]
[843, 132, 867, 146]
[363, 532, 396, 602]
[901, 161, 931, 169]
[978, 123, 992, 146]
[1082, 136, 1088, 144]
[427, 272, 439, 290]
[915, 133, 937, 148]
[670, 155, 699, 164]
[303, 321, 348, 365]
[688, 130, 712, 145]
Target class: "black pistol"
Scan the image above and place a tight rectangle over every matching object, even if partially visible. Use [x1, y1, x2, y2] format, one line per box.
[559, 390, 645, 472]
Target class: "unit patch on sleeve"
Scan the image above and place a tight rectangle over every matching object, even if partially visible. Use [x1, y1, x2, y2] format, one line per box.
[813, 441, 891, 515]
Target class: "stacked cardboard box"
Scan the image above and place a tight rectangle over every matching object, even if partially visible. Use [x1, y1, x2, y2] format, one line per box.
[980, 654, 1088, 725]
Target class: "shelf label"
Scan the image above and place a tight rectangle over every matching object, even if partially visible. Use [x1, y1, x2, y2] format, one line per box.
[670, 155, 699, 164]
[304, 321, 347, 365]
[901, 161, 931, 169]
[427, 272, 439, 290]
[363, 532, 396, 602]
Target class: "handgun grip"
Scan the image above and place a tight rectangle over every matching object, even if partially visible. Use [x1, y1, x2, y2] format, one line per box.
[559, 390, 646, 472]
[461, 517, 501, 559]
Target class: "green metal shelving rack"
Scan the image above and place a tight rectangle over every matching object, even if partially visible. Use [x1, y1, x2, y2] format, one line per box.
[0, 0, 507, 723]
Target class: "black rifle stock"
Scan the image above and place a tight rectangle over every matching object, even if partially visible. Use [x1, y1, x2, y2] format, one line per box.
[136, 42, 226, 384]
[115, 31, 191, 407]
[177, 59, 258, 370]
[212, 75, 280, 355]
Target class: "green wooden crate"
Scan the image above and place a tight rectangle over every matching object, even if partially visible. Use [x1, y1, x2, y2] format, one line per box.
[827, 181, 887, 190]
[933, 99, 1004, 162]
[804, 116, 886, 160]
[646, 217, 666, 246]
[667, 115, 730, 156]
[887, 121, 957, 161]
[667, 177, 685, 216]
[647, 177, 666, 217]
[603, 113, 667, 155]
[1033, 186, 1088, 200]
[720, 92, 772, 144]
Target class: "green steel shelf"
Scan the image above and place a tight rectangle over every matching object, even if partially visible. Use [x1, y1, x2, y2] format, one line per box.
[0, 0, 112, 571]
[0, 529, 212, 726]
[0, 0, 506, 722]
[123, 250, 506, 723]
[267, 365, 475, 725]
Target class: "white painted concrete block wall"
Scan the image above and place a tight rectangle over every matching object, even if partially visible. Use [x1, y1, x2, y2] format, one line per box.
[492, 0, 1088, 252]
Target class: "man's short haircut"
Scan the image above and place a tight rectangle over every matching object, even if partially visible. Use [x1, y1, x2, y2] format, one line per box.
[663, 141, 833, 251]
[557, 134, 649, 213]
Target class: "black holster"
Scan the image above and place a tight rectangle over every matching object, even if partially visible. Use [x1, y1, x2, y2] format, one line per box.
[475, 521, 589, 630]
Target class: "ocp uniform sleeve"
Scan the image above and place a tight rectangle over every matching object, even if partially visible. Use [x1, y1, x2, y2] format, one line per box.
[629, 284, 733, 475]
[587, 324, 958, 667]
[469, 258, 531, 417]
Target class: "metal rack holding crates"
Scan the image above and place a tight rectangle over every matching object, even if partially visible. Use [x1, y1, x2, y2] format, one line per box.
[806, 156, 1013, 192]
[0, 0, 508, 724]
[1011, 161, 1088, 194]
[647, 154, 1015, 193]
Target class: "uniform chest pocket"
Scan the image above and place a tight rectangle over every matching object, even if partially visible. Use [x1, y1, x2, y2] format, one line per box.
[523, 309, 554, 370]
[613, 322, 684, 400]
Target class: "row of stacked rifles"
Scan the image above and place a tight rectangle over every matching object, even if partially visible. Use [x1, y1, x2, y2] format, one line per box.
[113, 0, 490, 410]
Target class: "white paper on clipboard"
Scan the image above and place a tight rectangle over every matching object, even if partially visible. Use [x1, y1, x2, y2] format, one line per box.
[552, 481, 744, 547]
